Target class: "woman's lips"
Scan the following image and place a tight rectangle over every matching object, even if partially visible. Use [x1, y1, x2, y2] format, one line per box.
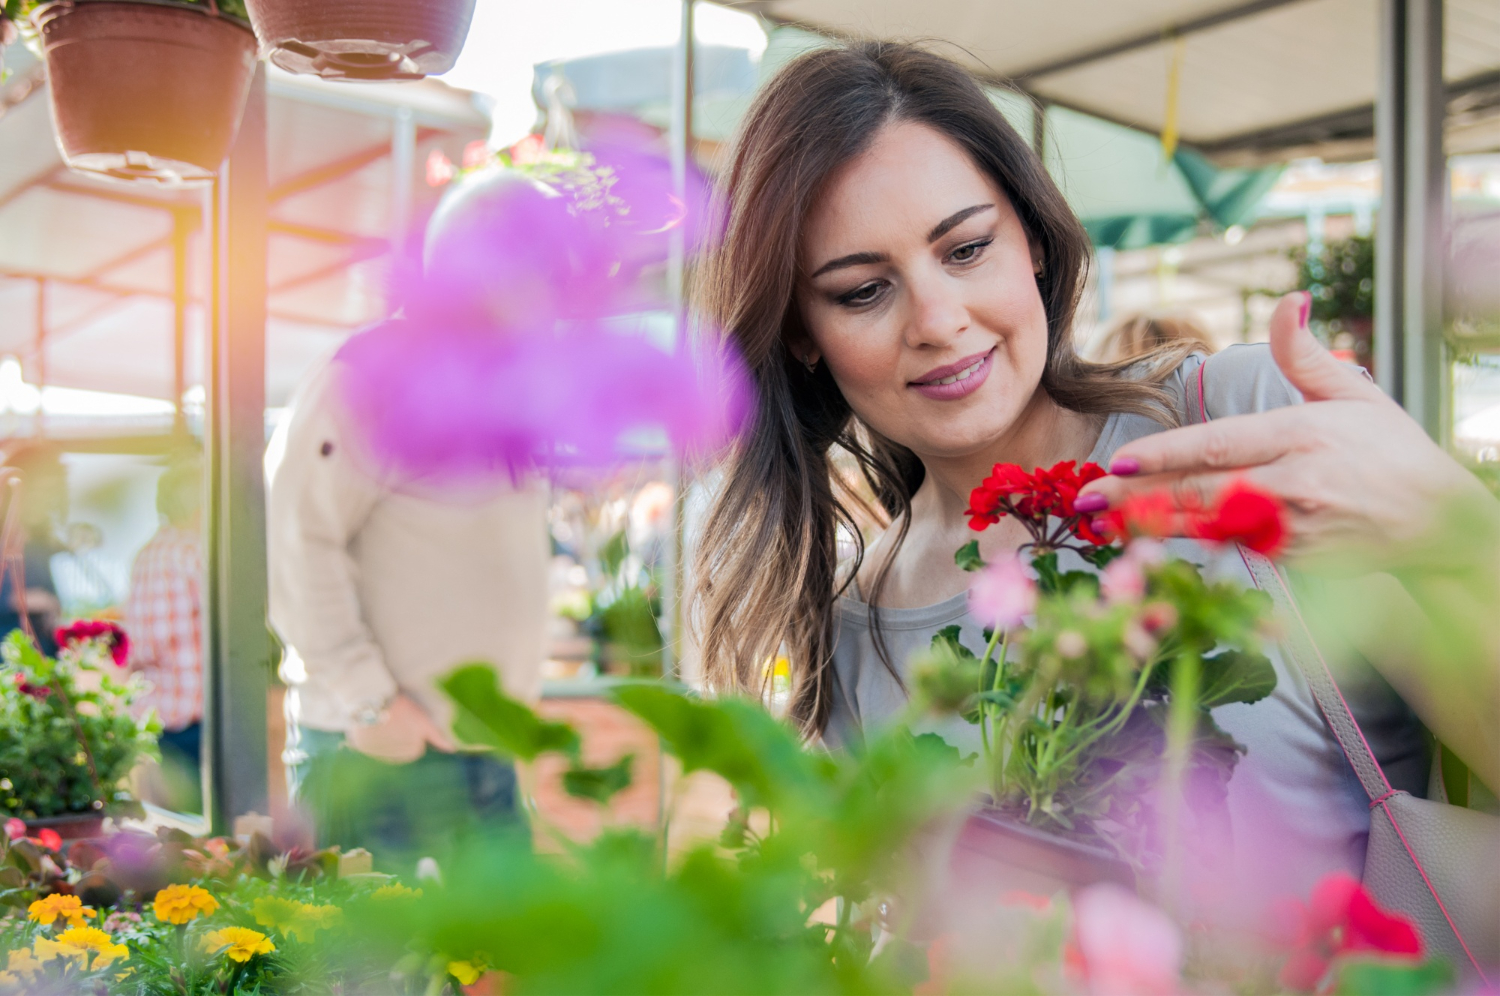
[909, 349, 993, 400]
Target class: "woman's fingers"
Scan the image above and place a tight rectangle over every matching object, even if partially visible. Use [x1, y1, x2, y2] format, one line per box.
[1269, 291, 1385, 404]
[1084, 410, 1300, 494]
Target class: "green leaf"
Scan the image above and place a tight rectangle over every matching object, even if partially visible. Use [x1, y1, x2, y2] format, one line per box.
[1196, 649, 1277, 709]
[1331, 957, 1455, 996]
[611, 683, 830, 811]
[440, 663, 580, 761]
[1079, 544, 1125, 569]
[931, 625, 976, 660]
[954, 540, 984, 572]
[600, 529, 629, 579]
[562, 753, 635, 804]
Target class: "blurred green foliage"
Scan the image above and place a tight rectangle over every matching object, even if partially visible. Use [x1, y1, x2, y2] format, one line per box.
[1293, 235, 1374, 323]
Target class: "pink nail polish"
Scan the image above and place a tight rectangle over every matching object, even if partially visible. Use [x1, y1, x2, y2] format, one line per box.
[1074, 492, 1109, 513]
[1110, 457, 1140, 477]
[1298, 292, 1311, 329]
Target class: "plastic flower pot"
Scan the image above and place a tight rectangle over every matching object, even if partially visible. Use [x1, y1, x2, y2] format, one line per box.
[244, 0, 476, 81]
[33, 0, 258, 184]
[26, 811, 108, 843]
[953, 808, 1136, 897]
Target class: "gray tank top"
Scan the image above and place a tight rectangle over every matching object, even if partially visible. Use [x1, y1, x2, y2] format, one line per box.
[825, 344, 1427, 921]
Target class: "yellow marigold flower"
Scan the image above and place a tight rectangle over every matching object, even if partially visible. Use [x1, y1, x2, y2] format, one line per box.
[27, 894, 97, 927]
[5, 948, 42, 980]
[202, 927, 275, 963]
[153, 883, 219, 924]
[447, 960, 483, 986]
[251, 896, 302, 934]
[54, 926, 129, 969]
[32, 936, 87, 970]
[372, 882, 423, 900]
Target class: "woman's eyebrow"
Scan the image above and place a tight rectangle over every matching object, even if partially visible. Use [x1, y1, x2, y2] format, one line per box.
[807, 203, 995, 278]
[809, 251, 888, 278]
[926, 203, 994, 243]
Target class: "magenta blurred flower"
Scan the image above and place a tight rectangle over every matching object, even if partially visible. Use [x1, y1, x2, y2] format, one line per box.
[1069, 884, 1184, 996]
[967, 554, 1035, 630]
[335, 319, 750, 481]
[4, 817, 24, 841]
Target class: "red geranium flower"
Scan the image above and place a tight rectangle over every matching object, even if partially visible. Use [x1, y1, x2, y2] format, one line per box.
[55, 620, 130, 667]
[966, 461, 1112, 551]
[1275, 872, 1422, 992]
[1094, 482, 1285, 558]
[13, 673, 51, 700]
[1192, 481, 1285, 557]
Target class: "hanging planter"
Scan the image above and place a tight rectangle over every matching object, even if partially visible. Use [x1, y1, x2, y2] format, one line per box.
[244, 0, 476, 81]
[31, 0, 258, 184]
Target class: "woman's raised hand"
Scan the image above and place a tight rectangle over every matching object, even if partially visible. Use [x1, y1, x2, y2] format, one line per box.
[1078, 292, 1499, 573]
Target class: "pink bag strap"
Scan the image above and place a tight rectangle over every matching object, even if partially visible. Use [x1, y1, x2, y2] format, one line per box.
[1237, 550, 1393, 802]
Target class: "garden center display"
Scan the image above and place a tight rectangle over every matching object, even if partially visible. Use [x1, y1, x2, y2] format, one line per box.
[5, 0, 257, 183]
[0, 660, 1461, 994]
[243, 0, 476, 81]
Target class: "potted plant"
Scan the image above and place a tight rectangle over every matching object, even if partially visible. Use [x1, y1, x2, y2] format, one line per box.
[911, 461, 1282, 896]
[242, 0, 476, 81]
[0, 624, 158, 839]
[1292, 234, 1374, 376]
[4, 0, 257, 184]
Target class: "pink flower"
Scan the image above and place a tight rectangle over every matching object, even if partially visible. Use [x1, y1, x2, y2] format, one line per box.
[967, 555, 1035, 630]
[34, 828, 61, 852]
[1068, 884, 1183, 996]
[1100, 557, 1145, 605]
[55, 619, 130, 667]
[4, 818, 24, 841]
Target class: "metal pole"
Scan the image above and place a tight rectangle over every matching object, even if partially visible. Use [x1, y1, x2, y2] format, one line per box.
[172, 210, 189, 434]
[205, 63, 270, 832]
[390, 105, 416, 264]
[1401, 0, 1446, 441]
[33, 278, 45, 433]
[1375, 0, 1406, 402]
[662, 0, 694, 685]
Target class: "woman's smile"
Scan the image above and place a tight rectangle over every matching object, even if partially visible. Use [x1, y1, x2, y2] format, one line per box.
[909, 347, 994, 400]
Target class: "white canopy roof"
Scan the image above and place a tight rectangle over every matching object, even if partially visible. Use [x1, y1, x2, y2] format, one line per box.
[726, 0, 1500, 164]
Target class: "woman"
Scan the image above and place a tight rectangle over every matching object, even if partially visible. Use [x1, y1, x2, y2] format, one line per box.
[691, 42, 1444, 921]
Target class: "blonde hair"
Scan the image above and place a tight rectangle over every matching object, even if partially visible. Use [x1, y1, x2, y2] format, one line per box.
[1094, 314, 1216, 364]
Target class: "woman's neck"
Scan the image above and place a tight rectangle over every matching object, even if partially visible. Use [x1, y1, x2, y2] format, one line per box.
[913, 387, 1103, 528]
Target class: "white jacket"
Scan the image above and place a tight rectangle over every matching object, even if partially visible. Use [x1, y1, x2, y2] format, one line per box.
[266, 353, 549, 734]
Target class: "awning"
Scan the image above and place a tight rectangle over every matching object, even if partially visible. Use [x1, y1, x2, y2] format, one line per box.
[723, 0, 1500, 165]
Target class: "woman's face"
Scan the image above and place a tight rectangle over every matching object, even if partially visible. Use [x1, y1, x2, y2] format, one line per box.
[796, 120, 1050, 462]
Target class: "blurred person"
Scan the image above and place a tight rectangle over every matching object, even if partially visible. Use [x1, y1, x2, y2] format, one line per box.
[125, 457, 205, 810]
[268, 170, 552, 869]
[0, 449, 65, 655]
[1093, 313, 1217, 364]
[689, 41, 1487, 933]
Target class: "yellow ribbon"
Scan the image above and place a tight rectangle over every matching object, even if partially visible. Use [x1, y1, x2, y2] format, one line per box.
[1161, 34, 1186, 163]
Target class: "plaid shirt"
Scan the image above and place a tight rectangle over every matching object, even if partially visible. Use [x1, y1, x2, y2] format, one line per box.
[125, 525, 203, 731]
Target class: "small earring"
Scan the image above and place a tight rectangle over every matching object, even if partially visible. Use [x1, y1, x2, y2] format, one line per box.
[802, 356, 818, 374]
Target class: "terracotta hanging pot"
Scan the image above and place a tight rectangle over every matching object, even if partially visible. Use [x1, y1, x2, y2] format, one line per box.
[244, 0, 476, 81]
[34, 0, 258, 184]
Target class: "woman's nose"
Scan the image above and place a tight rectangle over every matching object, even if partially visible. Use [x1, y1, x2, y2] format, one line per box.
[904, 270, 968, 350]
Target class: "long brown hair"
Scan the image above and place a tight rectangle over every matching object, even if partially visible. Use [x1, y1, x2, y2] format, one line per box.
[692, 41, 1195, 737]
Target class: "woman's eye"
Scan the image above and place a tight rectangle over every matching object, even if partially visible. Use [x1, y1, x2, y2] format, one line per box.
[948, 238, 992, 264]
[838, 282, 884, 307]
